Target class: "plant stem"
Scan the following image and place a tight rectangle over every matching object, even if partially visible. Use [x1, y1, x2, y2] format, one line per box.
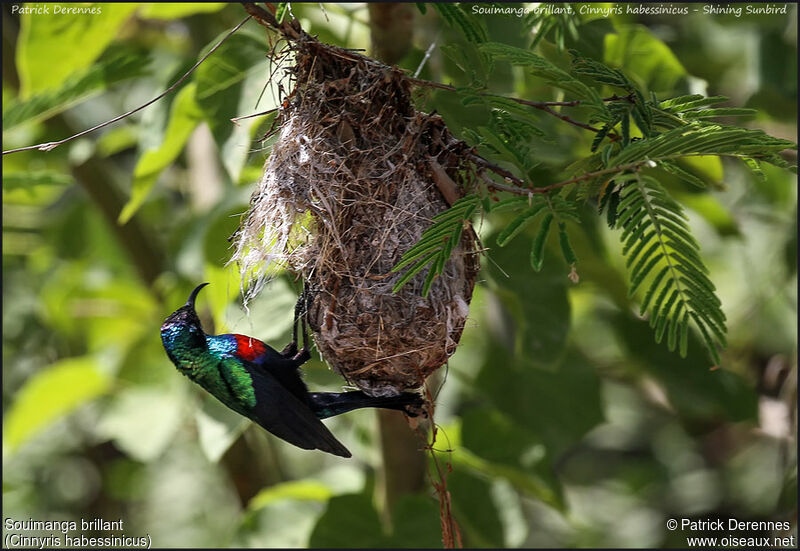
[483, 161, 648, 196]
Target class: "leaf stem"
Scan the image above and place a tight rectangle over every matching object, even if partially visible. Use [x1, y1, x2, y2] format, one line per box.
[482, 160, 647, 196]
[407, 76, 601, 133]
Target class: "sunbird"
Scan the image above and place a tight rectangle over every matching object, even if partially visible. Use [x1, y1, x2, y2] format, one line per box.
[160, 283, 422, 458]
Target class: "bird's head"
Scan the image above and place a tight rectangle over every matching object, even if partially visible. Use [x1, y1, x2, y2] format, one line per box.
[160, 282, 209, 346]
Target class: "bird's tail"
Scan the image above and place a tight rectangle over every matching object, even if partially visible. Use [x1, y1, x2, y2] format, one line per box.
[308, 391, 424, 419]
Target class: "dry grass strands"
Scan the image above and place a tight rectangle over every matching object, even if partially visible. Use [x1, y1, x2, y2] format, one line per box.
[232, 36, 480, 397]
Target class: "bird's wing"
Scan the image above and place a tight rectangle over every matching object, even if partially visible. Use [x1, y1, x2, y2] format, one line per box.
[246, 365, 352, 458]
[208, 333, 312, 404]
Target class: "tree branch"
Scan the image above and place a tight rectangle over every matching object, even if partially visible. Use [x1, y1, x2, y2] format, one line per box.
[406, 76, 606, 133]
[241, 2, 301, 39]
[481, 160, 649, 196]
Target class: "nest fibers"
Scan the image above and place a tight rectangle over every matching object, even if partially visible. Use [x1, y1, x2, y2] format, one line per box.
[232, 37, 481, 397]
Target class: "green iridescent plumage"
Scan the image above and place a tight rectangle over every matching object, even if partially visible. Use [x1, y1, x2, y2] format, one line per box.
[160, 283, 424, 458]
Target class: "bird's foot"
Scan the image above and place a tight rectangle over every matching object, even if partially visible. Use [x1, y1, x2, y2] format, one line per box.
[401, 393, 428, 419]
[280, 341, 298, 358]
[292, 347, 311, 364]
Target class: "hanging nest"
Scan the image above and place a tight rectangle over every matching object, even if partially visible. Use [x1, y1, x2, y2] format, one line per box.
[232, 33, 482, 397]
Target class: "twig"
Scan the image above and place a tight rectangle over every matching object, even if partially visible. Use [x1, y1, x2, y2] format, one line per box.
[482, 160, 648, 195]
[470, 153, 527, 187]
[420, 391, 463, 549]
[241, 2, 300, 39]
[2, 16, 252, 156]
[231, 107, 279, 124]
[242, 2, 279, 28]
[407, 76, 580, 109]
[414, 33, 440, 79]
[534, 103, 601, 132]
[237, 9, 606, 137]
[407, 76, 601, 133]
[603, 92, 636, 103]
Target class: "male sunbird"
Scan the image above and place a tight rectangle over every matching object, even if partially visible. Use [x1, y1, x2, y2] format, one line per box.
[161, 283, 422, 458]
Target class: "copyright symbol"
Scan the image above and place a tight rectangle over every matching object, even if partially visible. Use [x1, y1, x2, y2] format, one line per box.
[667, 518, 678, 531]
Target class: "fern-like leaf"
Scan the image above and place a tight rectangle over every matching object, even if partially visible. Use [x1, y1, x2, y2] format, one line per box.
[392, 195, 480, 295]
[615, 173, 727, 364]
[433, 4, 488, 43]
[275, 2, 290, 23]
[611, 123, 796, 168]
[478, 42, 606, 115]
[531, 213, 554, 271]
[496, 198, 548, 246]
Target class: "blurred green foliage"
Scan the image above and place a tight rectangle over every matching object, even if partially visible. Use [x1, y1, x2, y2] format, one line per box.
[2, 3, 796, 548]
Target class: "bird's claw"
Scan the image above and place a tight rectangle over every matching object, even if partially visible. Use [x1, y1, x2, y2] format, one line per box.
[280, 341, 298, 357]
[402, 394, 428, 419]
[292, 347, 311, 364]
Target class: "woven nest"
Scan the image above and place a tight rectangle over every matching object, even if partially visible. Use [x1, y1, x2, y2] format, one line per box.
[232, 36, 481, 397]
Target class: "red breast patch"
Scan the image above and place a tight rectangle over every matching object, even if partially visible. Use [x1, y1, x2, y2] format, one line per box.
[233, 334, 268, 362]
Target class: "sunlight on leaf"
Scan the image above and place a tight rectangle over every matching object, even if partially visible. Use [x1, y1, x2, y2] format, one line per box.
[17, 4, 138, 97]
[605, 25, 686, 93]
[3, 356, 110, 453]
[96, 386, 184, 462]
[139, 3, 227, 19]
[195, 393, 248, 462]
[119, 83, 203, 223]
[249, 480, 333, 511]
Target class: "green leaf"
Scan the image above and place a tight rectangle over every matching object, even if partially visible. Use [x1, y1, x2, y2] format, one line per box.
[119, 82, 203, 223]
[386, 495, 442, 548]
[309, 494, 385, 548]
[659, 160, 708, 189]
[193, 30, 273, 182]
[658, 94, 705, 110]
[476, 345, 603, 460]
[660, 95, 729, 112]
[557, 222, 578, 265]
[195, 392, 248, 462]
[392, 250, 439, 292]
[461, 407, 545, 470]
[249, 480, 333, 511]
[682, 108, 757, 119]
[96, 125, 139, 157]
[433, 4, 489, 43]
[275, 3, 290, 23]
[571, 50, 633, 89]
[3, 48, 149, 131]
[447, 469, 505, 548]
[621, 112, 631, 147]
[16, 4, 138, 97]
[530, 213, 553, 271]
[392, 195, 480, 294]
[4, 356, 110, 453]
[615, 174, 727, 362]
[96, 386, 184, 462]
[2, 171, 73, 191]
[604, 25, 686, 93]
[139, 3, 227, 19]
[488, 228, 570, 366]
[613, 312, 755, 422]
[591, 124, 613, 152]
[459, 406, 563, 510]
[489, 195, 529, 214]
[611, 123, 796, 168]
[479, 42, 605, 114]
[496, 202, 547, 246]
